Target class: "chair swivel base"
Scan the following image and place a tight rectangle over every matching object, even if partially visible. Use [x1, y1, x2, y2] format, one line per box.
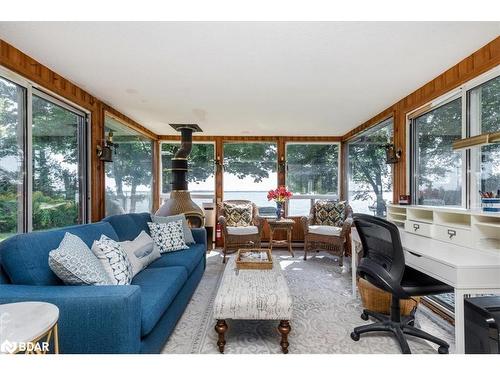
[350, 308, 449, 354]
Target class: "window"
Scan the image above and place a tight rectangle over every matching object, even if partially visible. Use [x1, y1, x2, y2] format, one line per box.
[347, 118, 393, 217]
[0, 72, 89, 240]
[161, 142, 215, 207]
[0, 77, 25, 240]
[285, 143, 339, 216]
[469, 75, 500, 202]
[411, 97, 463, 207]
[32, 93, 87, 230]
[223, 142, 277, 217]
[104, 116, 153, 216]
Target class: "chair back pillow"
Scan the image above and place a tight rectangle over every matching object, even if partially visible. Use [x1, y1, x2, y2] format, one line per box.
[223, 202, 253, 227]
[313, 200, 346, 227]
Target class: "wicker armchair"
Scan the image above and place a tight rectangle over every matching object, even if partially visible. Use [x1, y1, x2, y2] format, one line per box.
[301, 201, 353, 266]
[218, 200, 264, 263]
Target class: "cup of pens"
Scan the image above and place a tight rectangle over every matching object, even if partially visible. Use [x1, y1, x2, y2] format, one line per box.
[480, 191, 500, 212]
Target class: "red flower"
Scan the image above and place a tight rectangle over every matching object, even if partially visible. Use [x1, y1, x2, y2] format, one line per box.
[267, 186, 292, 202]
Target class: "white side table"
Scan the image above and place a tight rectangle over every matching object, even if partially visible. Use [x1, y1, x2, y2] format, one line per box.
[0, 302, 59, 354]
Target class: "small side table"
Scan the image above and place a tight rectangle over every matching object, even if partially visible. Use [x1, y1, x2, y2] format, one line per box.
[0, 301, 59, 354]
[268, 218, 295, 257]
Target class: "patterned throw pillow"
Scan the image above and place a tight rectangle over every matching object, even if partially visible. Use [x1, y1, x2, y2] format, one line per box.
[91, 235, 133, 285]
[48, 232, 111, 286]
[147, 220, 189, 254]
[224, 202, 253, 227]
[314, 200, 346, 227]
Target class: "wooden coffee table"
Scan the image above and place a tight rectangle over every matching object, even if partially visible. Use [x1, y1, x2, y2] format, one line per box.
[267, 218, 295, 256]
[213, 254, 293, 353]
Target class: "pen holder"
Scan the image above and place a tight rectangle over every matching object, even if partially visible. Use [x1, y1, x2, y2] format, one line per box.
[481, 198, 500, 212]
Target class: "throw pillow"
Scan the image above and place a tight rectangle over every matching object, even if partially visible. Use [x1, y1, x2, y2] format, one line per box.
[48, 232, 111, 286]
[147, 220, 189, 254]
[152, 214, 195, 244]
[224, 202, 253, 227]
[121, 231, 160, 277]
[91, 235, 133, 285]
[314, 200, 346, 227]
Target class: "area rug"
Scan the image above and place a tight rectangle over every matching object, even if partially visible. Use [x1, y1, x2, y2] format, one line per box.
[162, 250, 455, 354]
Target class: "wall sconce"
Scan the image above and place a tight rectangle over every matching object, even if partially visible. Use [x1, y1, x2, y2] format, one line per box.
[214, 154, 223, 172]
[278, 155, 287, 173]
[384, 143, 402, 164]
[96, 130, 119, 162]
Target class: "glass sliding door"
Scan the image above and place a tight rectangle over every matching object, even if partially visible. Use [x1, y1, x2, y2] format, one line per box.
[412, 97, 463, 207]
[347, 118, 393, 216]
[31, 92, 87, 230]
[0, 77, 25, 240]
[161, 142, 215, 207]
[104, 116, 153, 216]
[223, 142, 277, 217]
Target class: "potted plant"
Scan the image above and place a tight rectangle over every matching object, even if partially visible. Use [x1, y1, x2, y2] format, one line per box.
[267, 186, 292, 220]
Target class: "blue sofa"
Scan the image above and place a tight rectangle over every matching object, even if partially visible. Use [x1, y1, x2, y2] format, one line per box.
[0, 213, 207, 353]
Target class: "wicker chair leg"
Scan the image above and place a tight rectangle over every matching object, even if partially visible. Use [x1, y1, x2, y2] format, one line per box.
[303, 238, 308, 261]
[223, 244, 227, 264]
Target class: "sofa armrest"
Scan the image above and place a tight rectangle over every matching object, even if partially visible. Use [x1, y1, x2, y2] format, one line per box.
[191, 227, 207, 247]
[0, 284, 142, 354]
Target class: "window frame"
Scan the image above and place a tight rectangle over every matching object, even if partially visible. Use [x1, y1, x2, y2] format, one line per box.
[407, 65, 500, 209]
[0, 66, 91, 232]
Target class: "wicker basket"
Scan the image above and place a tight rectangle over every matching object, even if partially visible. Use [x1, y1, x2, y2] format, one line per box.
[357, 278, 420, 316]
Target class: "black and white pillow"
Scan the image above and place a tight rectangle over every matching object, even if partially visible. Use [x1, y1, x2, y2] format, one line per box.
[91, 235, 133, 285]
[147, 220, 189, 254]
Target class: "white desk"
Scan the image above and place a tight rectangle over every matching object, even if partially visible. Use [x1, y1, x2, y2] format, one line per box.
[351, 227, 500, 354]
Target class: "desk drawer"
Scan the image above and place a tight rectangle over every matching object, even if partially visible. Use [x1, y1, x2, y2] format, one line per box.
[433, 225, 473, 248]
[404, 250, 456, 285]
[405, 220, 432, 237]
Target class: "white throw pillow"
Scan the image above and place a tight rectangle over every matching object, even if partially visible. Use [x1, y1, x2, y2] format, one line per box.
[91, 235, 133, 285]
[121, 231, 160, 277]
[147, 220, 189, 254]
[152, 214, 195, 244]
[48, 232, 111, 286]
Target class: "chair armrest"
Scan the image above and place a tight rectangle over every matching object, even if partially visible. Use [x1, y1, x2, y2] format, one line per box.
[301, 214, 313, 234]
[0, 284, 142, 353]
[253, 215, 264, 234]
[340, 217, 353, 240]
[191, 227, 207, 247]
[218, 216, 228, 235]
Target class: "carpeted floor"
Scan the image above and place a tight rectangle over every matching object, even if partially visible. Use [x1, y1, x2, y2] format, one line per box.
[162, 250, 455, 354]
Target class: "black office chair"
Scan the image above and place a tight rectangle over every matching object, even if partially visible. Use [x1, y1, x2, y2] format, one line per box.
[351, 214, 453, 354]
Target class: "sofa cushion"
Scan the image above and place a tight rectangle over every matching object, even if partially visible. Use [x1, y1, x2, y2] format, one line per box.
[102, 213, 152, 241]
[132, 266, 188, 336]
[148, 244, 205, 274]
[91, 235, 133, 285]
[49, 232, 112, 286]
[147, 221, 189, 254]
[309, 225, 342, 236]
[0, 222, 118, 286]
[227, 226, 258, 235]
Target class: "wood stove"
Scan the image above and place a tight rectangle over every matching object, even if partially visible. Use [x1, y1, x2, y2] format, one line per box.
[156, 124, 205, 227]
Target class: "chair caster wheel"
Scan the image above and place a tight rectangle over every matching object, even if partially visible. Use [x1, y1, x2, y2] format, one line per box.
[408, 321, 415, 327]
[350, 332, 360, 341]
[360, 312, 369, 321]
[438, 346, 449, 354]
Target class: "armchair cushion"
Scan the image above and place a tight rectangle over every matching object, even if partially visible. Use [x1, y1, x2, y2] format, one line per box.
[313, 200, 347, 227]
[308, 225, 342, 236]
[223, 202, 253, 227]
[227, 226, 259, 235]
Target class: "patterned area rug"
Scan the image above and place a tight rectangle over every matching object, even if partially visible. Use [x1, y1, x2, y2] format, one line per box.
[162, 250, 455, 354]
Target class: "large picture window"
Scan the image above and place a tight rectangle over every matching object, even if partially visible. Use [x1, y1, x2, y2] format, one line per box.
[411, 97, 463, 207]
[161, 142, 215, 207]
[223, 142, 277, 216]
[347, 118, 393, 216]
[104, 116, 153, 216]
[286, 143, 339, 216]
[0, 72, 88, 240]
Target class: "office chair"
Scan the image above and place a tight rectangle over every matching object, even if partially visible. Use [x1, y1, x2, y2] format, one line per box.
[351, 214, 453, 354]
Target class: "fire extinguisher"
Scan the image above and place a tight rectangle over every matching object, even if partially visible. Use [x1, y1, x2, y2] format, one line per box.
[216, 223, 223, 247]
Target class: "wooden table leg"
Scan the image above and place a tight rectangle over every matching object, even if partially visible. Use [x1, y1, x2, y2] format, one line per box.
[278, 320, 291, 354]
[287, 228, 294, 257]
[215, 319, 228, 353]
[269, 228, 274, 253]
